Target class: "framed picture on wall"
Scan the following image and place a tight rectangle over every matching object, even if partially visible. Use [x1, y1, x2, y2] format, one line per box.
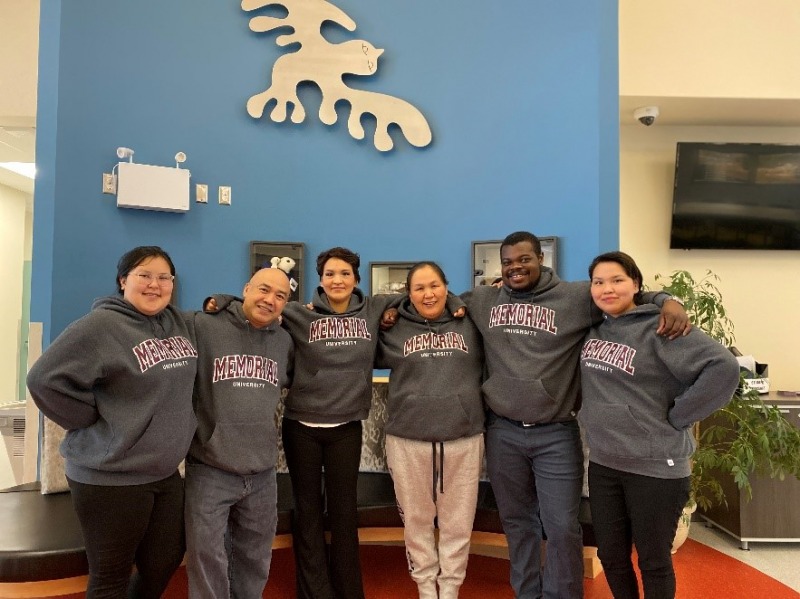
[369, 262, 416, 296]
[471, 236, 558, 288]
[249, 241, 305, 302]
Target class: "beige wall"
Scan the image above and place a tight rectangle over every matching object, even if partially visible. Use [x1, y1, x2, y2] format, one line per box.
[620, 125, 800, 391]
[620, 0, 800, 99]
[0, 183, 29, 402]
[0, 0, 39, 121]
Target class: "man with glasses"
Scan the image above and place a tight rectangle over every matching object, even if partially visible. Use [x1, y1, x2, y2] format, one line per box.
[184, 268, 294, 599]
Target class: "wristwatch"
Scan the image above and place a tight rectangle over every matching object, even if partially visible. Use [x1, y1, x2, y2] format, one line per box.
[665, 295, 685, 306]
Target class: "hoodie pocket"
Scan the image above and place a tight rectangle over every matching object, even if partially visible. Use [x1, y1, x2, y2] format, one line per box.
[201, 420, 277, 473]
[481, 374, 559, 422]
[64, 424, 114, 469]
[389, 394, 476, 441]
[580, 403, 652, 458]
[289, 368, 370, 416]
[121, 409, 197, 473]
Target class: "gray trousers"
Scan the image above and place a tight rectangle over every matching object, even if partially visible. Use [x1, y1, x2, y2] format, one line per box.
[386, 433, 484, 599]
[486, 415, 584, 599]
[184, 460, 278, 599]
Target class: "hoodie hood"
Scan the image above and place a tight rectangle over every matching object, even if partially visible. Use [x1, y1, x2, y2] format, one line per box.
[397, 296, 453, 326]
[92, 295, 175, 338]
[311, 285, 367, 315]
[225, 298, 283, 334]
[603, 303, 660, 320]
[500, 266, 560, 301]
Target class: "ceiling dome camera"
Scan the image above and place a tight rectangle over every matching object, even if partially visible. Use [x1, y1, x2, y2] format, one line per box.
[633, 106, 659, 126]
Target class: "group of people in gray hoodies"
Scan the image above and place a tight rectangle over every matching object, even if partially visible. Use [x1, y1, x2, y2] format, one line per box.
[27, 235, 740, 599]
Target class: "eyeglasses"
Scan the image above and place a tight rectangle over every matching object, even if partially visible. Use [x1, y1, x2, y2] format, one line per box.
[129, 272, 175, 285]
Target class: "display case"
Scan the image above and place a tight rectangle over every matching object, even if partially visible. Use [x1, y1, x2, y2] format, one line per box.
[471, 236, 557, 288]
[369, 262, 415, 296]
[249, 241, 305, 302]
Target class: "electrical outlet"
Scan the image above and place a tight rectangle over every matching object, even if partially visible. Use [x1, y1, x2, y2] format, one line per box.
[102, 173, 117, 194]
[219, 186, 231, 205]
[196, 183, 208, 203]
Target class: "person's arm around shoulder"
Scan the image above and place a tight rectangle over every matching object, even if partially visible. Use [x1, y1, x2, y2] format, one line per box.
[374, 293, 404, 330]
[459, 284, 498, 310]
[641, 291, 691, 339]
[445, 291, 466, 318]
[202, 293, 239, 313]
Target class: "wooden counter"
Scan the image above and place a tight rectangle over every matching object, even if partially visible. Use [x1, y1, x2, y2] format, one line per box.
[699, 391, 800, 549]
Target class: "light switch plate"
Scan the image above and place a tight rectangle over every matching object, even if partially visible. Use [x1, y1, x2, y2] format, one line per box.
[196, 184, 208, 203]
[219, 186, 231, 205]
[102, 173, 117, 194]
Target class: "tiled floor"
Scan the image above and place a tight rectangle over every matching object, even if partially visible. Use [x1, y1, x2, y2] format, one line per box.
[690, 518, 800, 592]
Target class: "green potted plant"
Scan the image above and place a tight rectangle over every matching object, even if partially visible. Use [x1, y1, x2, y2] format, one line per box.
[654, 270, 800, 544]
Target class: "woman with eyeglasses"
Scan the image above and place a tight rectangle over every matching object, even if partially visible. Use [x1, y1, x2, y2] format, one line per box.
[27, 246, 198, 599]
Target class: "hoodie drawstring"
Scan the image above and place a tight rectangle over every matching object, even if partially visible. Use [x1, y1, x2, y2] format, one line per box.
[149, 313, 167, 339]
[430, 441, 445, 503]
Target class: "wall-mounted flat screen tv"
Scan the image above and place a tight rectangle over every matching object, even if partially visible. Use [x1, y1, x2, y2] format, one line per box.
[670, 142, 800, 250]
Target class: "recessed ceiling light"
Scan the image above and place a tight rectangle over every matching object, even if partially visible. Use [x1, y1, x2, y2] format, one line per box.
[0, 162, 35, 179]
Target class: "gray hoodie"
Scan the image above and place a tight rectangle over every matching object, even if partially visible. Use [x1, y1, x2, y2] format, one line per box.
[461, 269, 598, 424]
[188, 300, 293, 474]
[377, 297, 484, 442]
[26, 296, 198, 485]
[578, 305, 740, 478]
[280, 287, 398, 423]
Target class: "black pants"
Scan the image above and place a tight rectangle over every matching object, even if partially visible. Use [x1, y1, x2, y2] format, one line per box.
[67, 471, 185, 599]
[588, 462, 689, 599]
[282, 418, 365, 599]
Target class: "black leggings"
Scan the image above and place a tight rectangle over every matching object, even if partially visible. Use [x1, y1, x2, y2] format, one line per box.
[67, 471, 185, 599]
[588, 462, 689, 599]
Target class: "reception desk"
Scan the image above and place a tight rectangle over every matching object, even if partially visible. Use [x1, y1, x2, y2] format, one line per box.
[699, 391, 800, 549]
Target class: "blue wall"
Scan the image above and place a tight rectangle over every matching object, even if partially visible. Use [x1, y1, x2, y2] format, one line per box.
[33, 0, 619, 341]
